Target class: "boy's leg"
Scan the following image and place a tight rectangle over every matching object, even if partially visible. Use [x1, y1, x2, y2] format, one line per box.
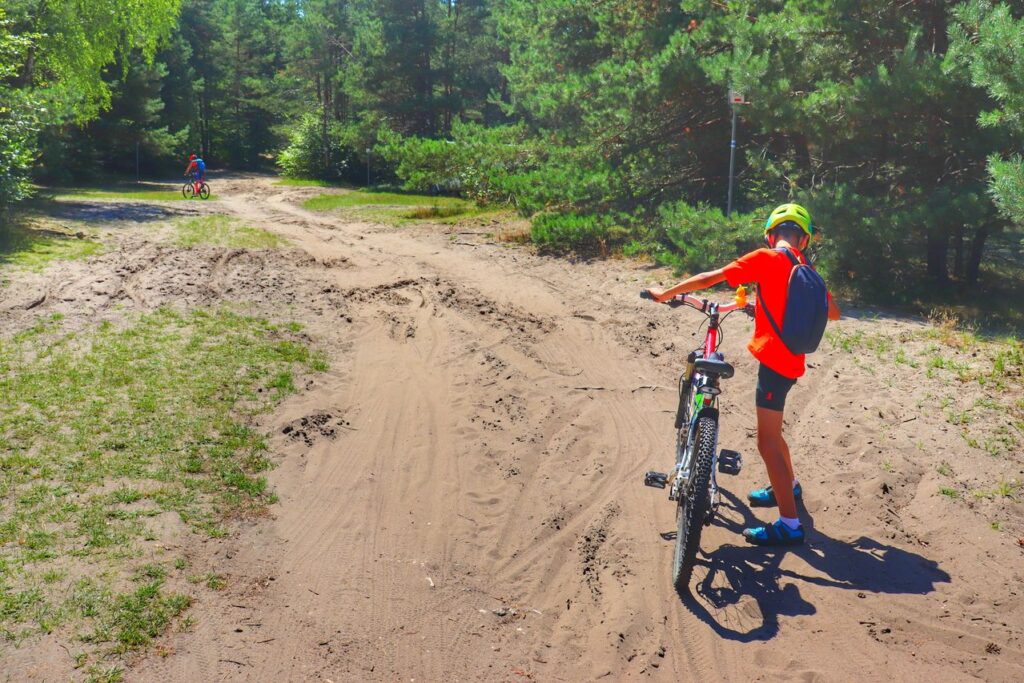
[756, 407, 798, 519]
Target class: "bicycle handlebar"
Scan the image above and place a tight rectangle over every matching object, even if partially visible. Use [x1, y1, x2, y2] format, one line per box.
[640, 289, 754, 317]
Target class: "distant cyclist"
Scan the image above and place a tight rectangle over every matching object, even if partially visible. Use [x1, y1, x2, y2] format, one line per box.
[183, 153, 206, 191]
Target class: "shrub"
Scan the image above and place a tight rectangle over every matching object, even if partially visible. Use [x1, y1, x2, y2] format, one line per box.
[530, 211, 632, 255]
[655, 201, 762, 274]
[277, 113, 358, 181]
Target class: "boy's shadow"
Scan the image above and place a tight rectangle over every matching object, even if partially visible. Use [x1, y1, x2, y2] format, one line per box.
[675, 489, 950, 642]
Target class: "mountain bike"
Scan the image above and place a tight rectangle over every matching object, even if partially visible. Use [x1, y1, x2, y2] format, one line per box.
[640, 287, 753, 593]
[182, 176, 210, 200]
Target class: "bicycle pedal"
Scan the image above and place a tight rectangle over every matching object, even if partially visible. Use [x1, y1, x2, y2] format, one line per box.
[643, 471, 668, 489]
[718, 450, 742, 475]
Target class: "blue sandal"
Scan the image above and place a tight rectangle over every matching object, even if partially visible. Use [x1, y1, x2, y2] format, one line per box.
[748, 482, 802, 507]
[743, 519, 805, 546]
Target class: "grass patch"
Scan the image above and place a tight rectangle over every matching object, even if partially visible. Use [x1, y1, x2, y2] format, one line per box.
[939, 487, 959, 499]
[301, 189, 507, 226]
[303, 190, 469, 211]
[301, 189, 514, 227]
[0, 308, 326, 657]
[174, 215, 288, 249]
[828, 321, 1024, 457]
[55, 187, 213, 202]
[273, 177, 350, 188]
[0, 222, 104, 271]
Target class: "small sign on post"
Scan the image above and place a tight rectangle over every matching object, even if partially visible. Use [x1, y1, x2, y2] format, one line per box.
[726, 89, 749, 217]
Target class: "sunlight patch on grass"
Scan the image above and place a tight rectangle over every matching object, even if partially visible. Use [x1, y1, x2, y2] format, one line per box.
[302, 190, 510, 226]
[55, 188, 208, 202]
[174, 215, 288, 249]
[0, 308, 326, 656]
[0, 224, 104, 271]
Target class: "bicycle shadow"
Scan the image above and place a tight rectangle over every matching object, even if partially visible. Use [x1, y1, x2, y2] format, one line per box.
[677, 489, 951, 642]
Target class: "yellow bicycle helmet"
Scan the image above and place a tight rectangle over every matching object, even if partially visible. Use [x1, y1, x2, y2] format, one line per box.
[764, 203, 813, 237]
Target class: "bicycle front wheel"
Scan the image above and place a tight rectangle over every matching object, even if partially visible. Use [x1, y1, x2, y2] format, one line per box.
[199, 183, 210, 200]
[672, 415, 716, 593]
[182, 183, 195, 199]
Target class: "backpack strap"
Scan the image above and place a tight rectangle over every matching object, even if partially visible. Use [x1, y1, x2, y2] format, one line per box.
[776, 246, 801, 266]
[756, 248, 799, 344]
[756, 285, 786, 342]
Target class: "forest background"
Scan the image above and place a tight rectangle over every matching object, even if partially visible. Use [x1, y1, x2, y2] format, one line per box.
[3, 0, 1024, 312]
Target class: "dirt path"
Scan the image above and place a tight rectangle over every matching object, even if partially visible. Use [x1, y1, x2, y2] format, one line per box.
[5, 175, 1023, 681]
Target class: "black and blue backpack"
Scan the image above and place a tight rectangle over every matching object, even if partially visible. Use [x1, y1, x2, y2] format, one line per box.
[757, 248, 829, 355]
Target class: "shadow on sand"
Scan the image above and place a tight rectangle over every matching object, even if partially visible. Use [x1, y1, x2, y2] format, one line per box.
[676, 489, 950, 642]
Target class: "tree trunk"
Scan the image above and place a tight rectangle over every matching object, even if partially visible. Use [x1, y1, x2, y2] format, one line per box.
[953, 224, 964, 279]
[965, 223, 990, 285]
[926, 224, 950, 283]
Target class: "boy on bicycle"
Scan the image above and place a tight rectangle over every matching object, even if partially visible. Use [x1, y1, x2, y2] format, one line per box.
[645, 203, 840, 546]
[184, 153, 205, 190]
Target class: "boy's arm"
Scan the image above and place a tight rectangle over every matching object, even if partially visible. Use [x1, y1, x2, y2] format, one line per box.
[828, 295, 841, 321]
[645, 268, 727, 303]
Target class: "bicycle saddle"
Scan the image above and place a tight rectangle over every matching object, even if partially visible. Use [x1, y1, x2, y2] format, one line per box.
[694, 354, 734, 379]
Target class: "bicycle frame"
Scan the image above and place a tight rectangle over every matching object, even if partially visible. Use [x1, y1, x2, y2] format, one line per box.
[671, 302, 723, 503]
[660, 293, 748, 504]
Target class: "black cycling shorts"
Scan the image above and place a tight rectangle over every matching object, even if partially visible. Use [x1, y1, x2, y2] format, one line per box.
[755, 363, 797, 411]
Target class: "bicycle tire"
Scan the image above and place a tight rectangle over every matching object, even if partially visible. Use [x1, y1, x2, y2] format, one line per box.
[199, 183, 210, 200]
[182, 183, 195, 199]
[672, 415, 716, 593]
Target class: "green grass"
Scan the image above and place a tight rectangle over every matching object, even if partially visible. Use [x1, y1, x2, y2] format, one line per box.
[0, 224, 104, 271]
[0, 308, 326, 657]
[303, 190, 470, 211]
[828, 322, 1024, 457]
[939, 487, 959, 499]
[301, 189, 508, 225]
[273, 177, 350, 188]
[174, 215, 288, 249]
[55, 187, 214, 202]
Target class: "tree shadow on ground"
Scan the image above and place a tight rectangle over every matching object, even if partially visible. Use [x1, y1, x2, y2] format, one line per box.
[677, 488, 950, 642]
[45, 201, 179, 224]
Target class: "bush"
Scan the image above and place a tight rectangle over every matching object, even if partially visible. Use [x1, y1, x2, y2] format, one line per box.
[374, 123, 620, 216]
[530, 211, 632, 255]
[277, 113, 357, 181]
[655, 202, 763, 274]
[375, 128, 459, 193]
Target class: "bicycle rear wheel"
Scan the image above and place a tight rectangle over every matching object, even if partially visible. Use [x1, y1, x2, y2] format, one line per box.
[182, 182, 195, 199]
[672, 415, 716, 593]
[199, 183, 210, 200]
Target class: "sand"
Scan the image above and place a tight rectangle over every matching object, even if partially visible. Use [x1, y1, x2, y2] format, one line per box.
[2, 175, 1021, 682]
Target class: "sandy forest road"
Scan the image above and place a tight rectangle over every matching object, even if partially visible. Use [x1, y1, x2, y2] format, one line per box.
[8, 174, 1022, 681]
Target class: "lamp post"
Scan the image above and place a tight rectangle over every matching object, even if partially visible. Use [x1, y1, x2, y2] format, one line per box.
[726, 89, 748, 217]
[366, 148, 371, 187]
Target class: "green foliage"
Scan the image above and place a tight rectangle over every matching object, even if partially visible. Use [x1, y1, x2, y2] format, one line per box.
[655, 202, 762, 275]
[277, 113, 358, 181]
[377, 121, 541, 204]
[530, 212, 631, 255]
[0, 11, 40, 215]
[949, 2, 1024, 226]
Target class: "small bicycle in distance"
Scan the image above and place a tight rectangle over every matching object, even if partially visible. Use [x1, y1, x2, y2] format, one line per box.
[182, 176, 210, 200]
[640, 286, 753, 592]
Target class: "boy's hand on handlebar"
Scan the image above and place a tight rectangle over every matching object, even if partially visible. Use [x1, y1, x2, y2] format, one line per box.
[644, 287, 669, 303]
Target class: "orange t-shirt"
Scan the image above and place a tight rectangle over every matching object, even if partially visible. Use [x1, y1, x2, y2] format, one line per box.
[722, 247, 830, 380]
